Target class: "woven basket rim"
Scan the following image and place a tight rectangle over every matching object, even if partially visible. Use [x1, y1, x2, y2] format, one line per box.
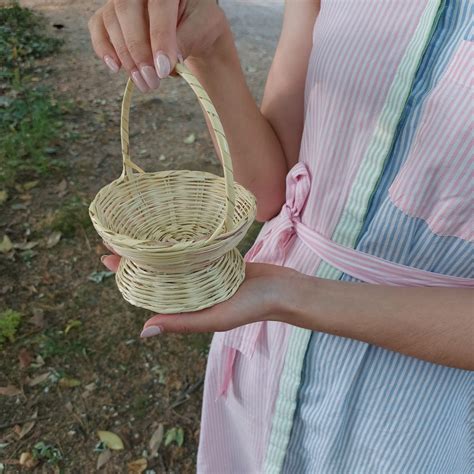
[90, 171, 256, 250]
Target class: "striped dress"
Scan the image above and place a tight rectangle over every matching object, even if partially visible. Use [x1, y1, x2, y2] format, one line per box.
[198, 1, 474, 473]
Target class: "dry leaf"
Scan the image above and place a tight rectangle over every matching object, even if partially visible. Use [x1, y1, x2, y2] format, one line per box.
[183, 133, 196, 144]
[97, 431, 124, 450]
[0, 385, 22, 397]
[29, 309, 44, 329]
[28, 372, 50, 387]
[22, 181, 39, 191]
[56, 179, 68, 198]
[64, 320, 81, 334]
[33, 355, 45, 367]
[17, 418, 36, 439]
[59, 377, 81, 388]
[45, 231, 62, 249]
[0, 235, 13, 253]
[0, 190, 8, 205]
[149, 424, 164, 457]
[127, 458, 147, 474]
[96, 449, 112, 470]
[12, 241, 39, 250]
[18, 348, 33, 369]
[19, 452, 38, 468]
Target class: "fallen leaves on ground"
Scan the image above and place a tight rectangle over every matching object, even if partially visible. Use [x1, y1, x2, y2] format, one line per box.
[0, 385, 22, 397]
[164, 427, 184, 447]
[183, 133, 196, 144]
[14, 412, 37, 439]
[64, 319, 81, 334]
[96, 448, 112, 469]
[0, 235, 13, 253]
[58, 377, 81, 388]
[19, 452, 38, 468]
[127, 458, 147, 474]
[97, 431, 124, 451]
[27, 372, 50, 387]
[0, 190, 8, 205]
[29, 309, 44, 329]
[148, 424, 164, 457]
[45, 231, 62, 249]
[18, 348, 33, 369]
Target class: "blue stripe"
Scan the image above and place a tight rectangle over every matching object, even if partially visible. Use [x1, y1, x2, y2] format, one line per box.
[283, 1, 473, 472]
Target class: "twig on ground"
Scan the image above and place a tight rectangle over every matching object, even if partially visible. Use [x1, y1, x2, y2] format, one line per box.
[170, 376, 204, 409]
[0, 416, 49, 431]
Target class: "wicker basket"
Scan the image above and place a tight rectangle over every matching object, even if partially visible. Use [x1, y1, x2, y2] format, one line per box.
[89, 64, 257, 314]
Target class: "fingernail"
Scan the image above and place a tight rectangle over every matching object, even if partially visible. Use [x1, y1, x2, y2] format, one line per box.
[131, 70, 150, 93]
[101, 255, 106, 264]
[155, 52, 171, 78]
[104, 55, 119, 73]
[140, 65, 161, 89]
[140, 326, 162, 338]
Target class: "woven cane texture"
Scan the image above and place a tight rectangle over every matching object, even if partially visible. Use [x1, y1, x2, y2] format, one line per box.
[89, 64, 256, 313]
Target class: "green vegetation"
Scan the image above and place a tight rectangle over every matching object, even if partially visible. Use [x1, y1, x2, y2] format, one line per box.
[37, 329, 88, 360]
[0, 309, 22, 347]
[0, 3, 66, 187]
[0, 3, 62, 81]
[32, 441, 63, 466]
[52, 196, 93, 237]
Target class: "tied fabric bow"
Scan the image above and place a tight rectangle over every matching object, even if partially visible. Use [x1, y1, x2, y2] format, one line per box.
[218, 162, 311, 397]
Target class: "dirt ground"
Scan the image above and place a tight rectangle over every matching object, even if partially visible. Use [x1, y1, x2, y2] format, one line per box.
[0, 1, 282, 472]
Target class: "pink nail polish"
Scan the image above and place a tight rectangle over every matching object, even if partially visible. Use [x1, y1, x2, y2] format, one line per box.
[140, 326, 162, 338]
[104, 55, 119, 73]
[155, 52, 171, 79]
[140, 65, 160, 89]
[131, 70, 150, 93]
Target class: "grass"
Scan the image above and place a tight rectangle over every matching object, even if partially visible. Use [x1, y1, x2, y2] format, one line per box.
[0, 2, 67, 187]
[0, 309, 22, 348]
[0, 2, 62, 81]
[52, 196, 93, 237]
[0, 87, 66, 184]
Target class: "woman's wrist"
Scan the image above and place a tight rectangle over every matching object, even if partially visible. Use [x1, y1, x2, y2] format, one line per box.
[265, 269, 318, 326]
[185, 22, 239, 79]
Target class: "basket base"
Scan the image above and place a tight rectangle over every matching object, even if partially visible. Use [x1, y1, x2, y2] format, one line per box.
[115, 249, 245, 314]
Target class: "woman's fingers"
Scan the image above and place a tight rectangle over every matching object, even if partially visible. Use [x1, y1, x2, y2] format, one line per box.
[101, 254, 121, 272]
[140, 305, 226, 337]
[88, 9, 121, 73]
[114, 0, 160, 90]
[148, 0, 180, 78]
[102, 2, 150, 92]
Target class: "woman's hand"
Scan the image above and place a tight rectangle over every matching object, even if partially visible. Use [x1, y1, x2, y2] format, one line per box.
[88, 0, 227, 92]
[100, 252, 300, 336]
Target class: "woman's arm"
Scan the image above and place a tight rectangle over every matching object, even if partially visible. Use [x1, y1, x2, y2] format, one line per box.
[89, 0, 320, 221]
[285, 273, 474, 371]
[187, 1, 320, 220]
[134, 262, 473, 371]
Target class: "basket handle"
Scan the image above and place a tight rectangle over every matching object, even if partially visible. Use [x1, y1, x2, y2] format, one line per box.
[120, 63, 236, 236]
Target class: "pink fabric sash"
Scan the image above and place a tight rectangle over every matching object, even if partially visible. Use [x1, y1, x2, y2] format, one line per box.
[219, 162, 473, 397]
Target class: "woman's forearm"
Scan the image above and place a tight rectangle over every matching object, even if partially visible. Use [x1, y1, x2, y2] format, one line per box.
[281, 275, 474, 370]
[186, 26, 289, 221]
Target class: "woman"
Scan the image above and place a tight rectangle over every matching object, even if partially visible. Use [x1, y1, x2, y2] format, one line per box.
[89, 1, 473, 472]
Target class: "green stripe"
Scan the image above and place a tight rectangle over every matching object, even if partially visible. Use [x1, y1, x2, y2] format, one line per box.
[263, 1, 443, 472]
